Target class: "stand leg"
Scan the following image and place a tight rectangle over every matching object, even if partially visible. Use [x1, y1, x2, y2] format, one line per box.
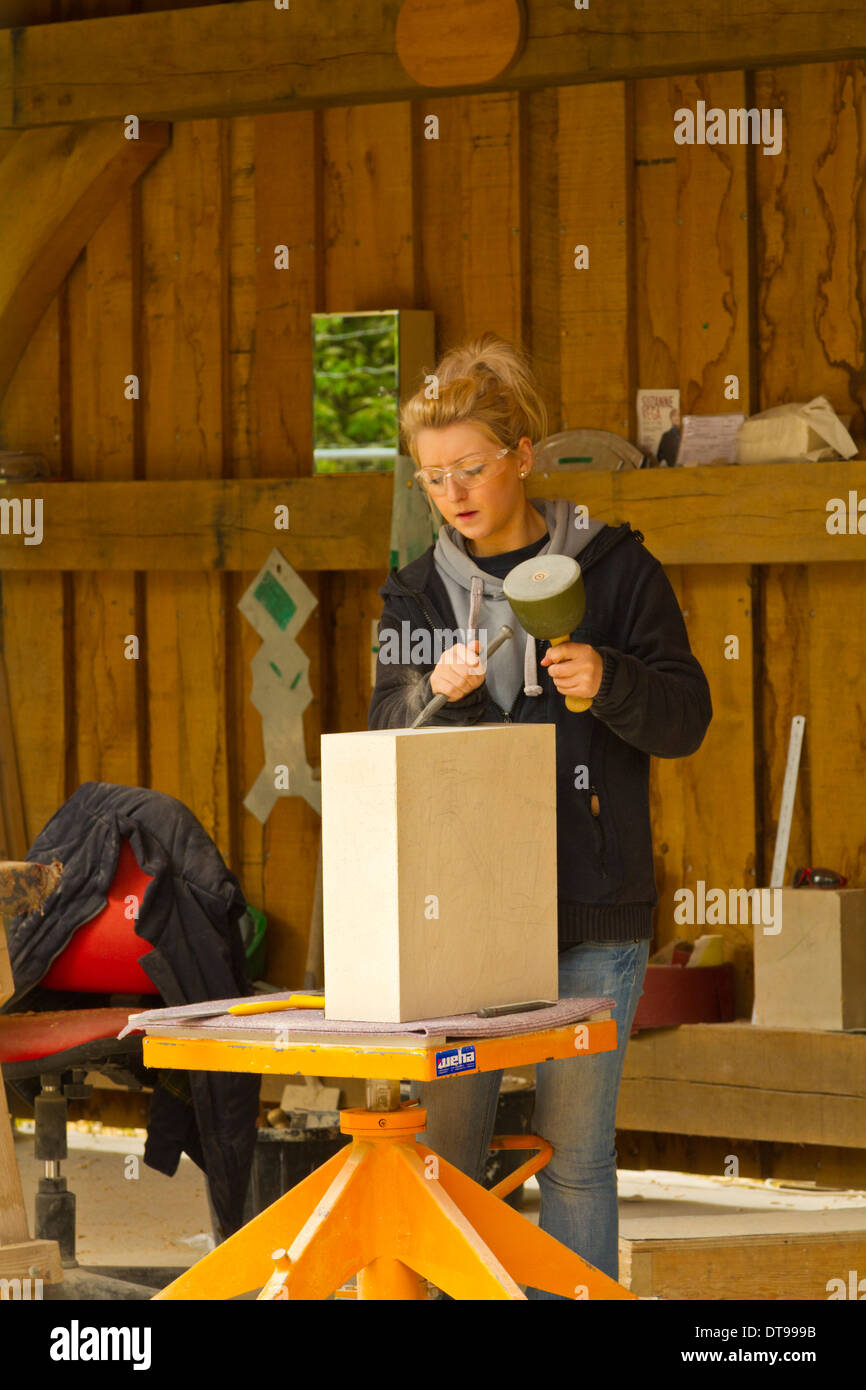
[258, 1140, 381, 1300]
[154, 1143, 351, 1300]
[411, 1142, 633, 1300]
[356, 1257, 425, 1301]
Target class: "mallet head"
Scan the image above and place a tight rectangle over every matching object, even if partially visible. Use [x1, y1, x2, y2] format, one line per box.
[502, 553, 585, 640]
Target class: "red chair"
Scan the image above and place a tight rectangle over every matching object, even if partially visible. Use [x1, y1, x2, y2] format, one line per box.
[0, 837, 159, 1266]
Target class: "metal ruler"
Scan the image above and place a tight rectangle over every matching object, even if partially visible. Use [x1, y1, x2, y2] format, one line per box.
[769, 715, 805, 889]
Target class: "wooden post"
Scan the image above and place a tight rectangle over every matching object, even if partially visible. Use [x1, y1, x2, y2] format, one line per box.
[0, 860, 63, 1285]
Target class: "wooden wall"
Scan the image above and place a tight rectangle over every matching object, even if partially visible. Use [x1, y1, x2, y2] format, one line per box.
[1, 23, 865, 1007]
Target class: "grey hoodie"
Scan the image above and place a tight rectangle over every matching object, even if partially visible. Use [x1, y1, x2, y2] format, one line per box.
[433, 497, 605, 714]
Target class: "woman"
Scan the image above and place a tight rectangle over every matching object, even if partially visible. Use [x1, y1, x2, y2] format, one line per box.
[368, 333, 712, 1298]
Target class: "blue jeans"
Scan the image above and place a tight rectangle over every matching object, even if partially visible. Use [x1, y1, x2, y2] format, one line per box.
[409, 936, 651, 1299]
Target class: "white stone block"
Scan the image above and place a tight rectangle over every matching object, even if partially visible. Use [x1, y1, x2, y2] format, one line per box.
[321, 724, 559, 1023]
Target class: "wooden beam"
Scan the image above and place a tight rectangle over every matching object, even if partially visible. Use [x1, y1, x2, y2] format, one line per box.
[619, 1021, 866, 1148]
[621, 1227, 866, 1300]
[1, 461, 866, 571]
[1, 0, 865, 130]
[0, 120, 170, 401]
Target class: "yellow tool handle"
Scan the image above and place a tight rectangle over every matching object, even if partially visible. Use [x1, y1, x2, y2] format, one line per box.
[549, 634, 593, 713]
[228, 993, 324, 1015]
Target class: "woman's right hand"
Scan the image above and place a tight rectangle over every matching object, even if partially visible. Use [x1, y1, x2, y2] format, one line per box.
[429, 640, 487, 702]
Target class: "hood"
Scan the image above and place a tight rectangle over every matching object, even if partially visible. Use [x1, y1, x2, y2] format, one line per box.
[433, 497, 606, 702]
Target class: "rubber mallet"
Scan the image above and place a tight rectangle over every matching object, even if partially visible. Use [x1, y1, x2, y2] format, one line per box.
[503, 554, 592, 713]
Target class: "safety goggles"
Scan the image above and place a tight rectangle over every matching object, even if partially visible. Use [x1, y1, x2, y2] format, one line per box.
[413, 446, 512, 494]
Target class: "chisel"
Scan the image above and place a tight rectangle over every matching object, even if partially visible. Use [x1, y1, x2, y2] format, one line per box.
[410, 624, 514, 729]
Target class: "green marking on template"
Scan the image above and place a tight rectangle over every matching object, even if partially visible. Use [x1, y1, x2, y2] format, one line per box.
[269, 660, 283, 678]
[389, 548, 399, 569]
[254, 571, 296, 630]
[290, 671, 302, 690]
[559, 457, 593, 464]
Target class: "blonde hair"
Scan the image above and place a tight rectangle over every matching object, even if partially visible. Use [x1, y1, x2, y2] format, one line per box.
[399, 332, 548, 466]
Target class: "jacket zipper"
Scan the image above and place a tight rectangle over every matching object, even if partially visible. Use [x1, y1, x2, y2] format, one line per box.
[589, 781, 609, 878]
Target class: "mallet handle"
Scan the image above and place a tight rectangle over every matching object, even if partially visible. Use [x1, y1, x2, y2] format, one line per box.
[549, 634, 592, 713]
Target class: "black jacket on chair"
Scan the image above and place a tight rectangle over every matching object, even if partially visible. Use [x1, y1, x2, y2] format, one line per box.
[3, 781, 260, 1238]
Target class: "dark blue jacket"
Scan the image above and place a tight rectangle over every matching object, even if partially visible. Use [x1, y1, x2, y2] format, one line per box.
[368, 522, 713, 946]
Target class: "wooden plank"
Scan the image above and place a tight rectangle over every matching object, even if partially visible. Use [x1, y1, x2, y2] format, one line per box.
[3, 460, 866, 572]
[0, 650, 26, 861]
[321, 92, 413, 745]
[633, 71, 755, 988]
[759, 565, 812, 885]
[558, 82, 633, 437]
[254, 110, 320, 473]
[415, 91, 523, 348]
[235, 109, 322, 991]
[624, 1022, 866, 1097]
[619, 1022, 866, 1146]
[3, 1, 866, 129]
[619, 1077, 866, 1147]
[649, 566, 756, 1013]
[525, 88, 560, 430]
[621, 1227, 866, 1300]
[0, 120, 169, 400]
[0, 1238, 62, 1284]
[807, 562, 866, 885]
[0, 1079, 29, 1246]
[754, 61, 866, 454]
[634, 70, 751, 419]
[140, 118, 231, 854]
[616, 1129, 866, 1190]
[0, 293, 65, 847]
[68, 194, 141, 786]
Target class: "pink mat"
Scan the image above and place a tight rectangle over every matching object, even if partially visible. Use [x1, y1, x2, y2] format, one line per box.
[119, 992, 615, 1042]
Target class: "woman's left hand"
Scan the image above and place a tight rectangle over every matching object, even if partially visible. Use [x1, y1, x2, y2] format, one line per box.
[540, 642, 604, 699]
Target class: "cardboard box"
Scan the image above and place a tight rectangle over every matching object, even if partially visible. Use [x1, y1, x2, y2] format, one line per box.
[321, 725, 558, 1023]
[753, 888, 866, 1030]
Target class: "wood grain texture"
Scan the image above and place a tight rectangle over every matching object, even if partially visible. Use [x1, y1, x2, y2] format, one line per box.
[4, 0, 865, 129]
[620, 1021, 866, 1146]
[760, 566, 812, 885]
[648, 566, 756, 1012]
[68, 196, 141, 788]
[395, 0, 525, 88]
[634, 71, 751, 414]
[140, 119, 231, 855]
[0, 120, 169, 399]
[416, 91, 523, 349]
[3, 462, 866, 571]
[806, 562, 866, 884]
[621, 1227, 866, 1300]
[0, 294, 65, 847]
[754, 61, 866, 452]
[235, 110, 322, 989]
[558, 82, 633, 437]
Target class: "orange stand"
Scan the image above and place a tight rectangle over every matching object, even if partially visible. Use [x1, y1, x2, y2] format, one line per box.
[151, 1075, 635, 1301]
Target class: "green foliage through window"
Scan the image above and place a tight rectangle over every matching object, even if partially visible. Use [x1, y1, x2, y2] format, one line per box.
[312, 313, 399, 474]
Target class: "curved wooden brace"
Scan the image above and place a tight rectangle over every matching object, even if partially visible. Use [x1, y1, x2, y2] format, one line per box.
[0, 120, 170, 402]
